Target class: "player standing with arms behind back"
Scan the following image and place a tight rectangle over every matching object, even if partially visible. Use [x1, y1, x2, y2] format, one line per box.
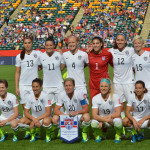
[132, 35, 150, 93]
[109, 33, 135, 116]
[61, 35, 89, 95]
[15, 36, 41, 138]
[88, 37, 113, 103]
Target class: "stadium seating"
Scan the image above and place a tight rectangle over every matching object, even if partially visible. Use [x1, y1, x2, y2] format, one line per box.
[0, 0, 81, 50]
[72, 0, 149, 48]
[0, 0, 21, 28]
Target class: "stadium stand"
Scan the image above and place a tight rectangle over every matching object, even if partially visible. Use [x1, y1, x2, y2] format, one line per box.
[69, 0, 149, 48]
[0, 0, 81, 50]
[0, 0, 21, 28]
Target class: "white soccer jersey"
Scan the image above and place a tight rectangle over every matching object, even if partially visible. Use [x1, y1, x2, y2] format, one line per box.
[61, 50, 88, 87]
[127, 93, 150, 119]
[40, 51, 63, 87]
[15, 50, 42, 86]
[132, 51, 150, 89]
[109, 47, 135, 84]
[56, 89, 89, 114]
[92, 93, 121, 117]
[0, 92, 19, 118]
[25, 91, 52, 118]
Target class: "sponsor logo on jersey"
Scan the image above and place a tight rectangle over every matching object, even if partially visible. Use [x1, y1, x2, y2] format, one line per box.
[7, 101, 12, 105]
[55, 56, 59, 60]
[61, 118, 77, 130]
[78, 55, 82, 60]
[102, 56, 105, 61]
[66, 57, 69, 59]
[42, 59, 46, 61]
[144, 57, 147, 61]
[125, 51, 129, 56]
[34, 54, 37, 58]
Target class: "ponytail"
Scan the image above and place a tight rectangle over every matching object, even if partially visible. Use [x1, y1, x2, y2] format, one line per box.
[20, 36, 33, 60]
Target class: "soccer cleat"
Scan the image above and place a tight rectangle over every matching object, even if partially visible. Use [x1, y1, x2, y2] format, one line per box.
[131, 135, 136, 143]
[30, 135, 36, 142]
[0, 133, 8, 142]
[137, 134, 144, 141]
[95, 136, 102, 143]
[13, 135, 18, 142]
[114, 135, 121, 143]
[45, 136, 51, 143]
[24, 131, 31, 139]
[57, 129, 60, 138]
[82, 132, 88, 142]
[35, 133, 41, 139]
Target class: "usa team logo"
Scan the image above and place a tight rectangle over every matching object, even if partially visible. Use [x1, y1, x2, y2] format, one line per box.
[144, 57, 147, 61]
[125, 51, 129, 56]
[61, 118, 77, 130]
[7, 101, 12, 105]
[78, 55, 82, 60]
[40, 99, 44, 104]
[34, 54, 37, 58]
[109, 101, 112, 105]
[144, 100, 147, 104]
[102, 56, 105, 61]
[55, 56, 59, 60]
[74, 99, 77, 103]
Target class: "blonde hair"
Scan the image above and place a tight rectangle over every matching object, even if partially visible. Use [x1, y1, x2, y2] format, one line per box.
[100, 78, 114, 101]
[133, 35, 144, 44]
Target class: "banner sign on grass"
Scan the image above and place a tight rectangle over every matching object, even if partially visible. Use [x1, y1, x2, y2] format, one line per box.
[60, 115, 79, 143]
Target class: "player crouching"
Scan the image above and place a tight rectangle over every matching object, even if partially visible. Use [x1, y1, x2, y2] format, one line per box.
[91, 78, 123, 143]
[52, 78, 91, 142]
[123, 81, 150, 143]
[19, 78, 52, 142]
[0, 80, 19, 142]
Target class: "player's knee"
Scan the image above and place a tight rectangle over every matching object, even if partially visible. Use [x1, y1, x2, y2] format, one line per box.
[82, 113, 91, 122]
[10, 119, 18, 128]
[91, 120, 99, 128]
[43, 117, 51, 126]
[52, 115, 59, 124]
[113, 118, 122, 129]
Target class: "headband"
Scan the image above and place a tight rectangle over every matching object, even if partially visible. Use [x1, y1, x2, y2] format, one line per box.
[100, 78, 111, 86]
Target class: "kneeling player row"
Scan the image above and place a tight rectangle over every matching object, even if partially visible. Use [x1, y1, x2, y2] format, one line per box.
[0, 78, 149, 143]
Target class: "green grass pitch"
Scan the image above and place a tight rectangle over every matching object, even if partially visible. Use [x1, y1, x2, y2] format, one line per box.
[0, 65, 150, 150]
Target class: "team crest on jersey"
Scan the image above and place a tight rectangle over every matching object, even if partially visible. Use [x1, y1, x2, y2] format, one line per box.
[55, 56, 59, 60]
[144, 57, 148, 61]
[125, 51, 129, 56]
[7, 101, 12, 105]
[78, 55, 82, 60]
[40, 99, 44, 104]
[34, 54, 37, 58]
[144, 100, 147, 104]
[74, 99, 77, 103]
[109, 101, 112, 105]
[102, 56, 105, 61]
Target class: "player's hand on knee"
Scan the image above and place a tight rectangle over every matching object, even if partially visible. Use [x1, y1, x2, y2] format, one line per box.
[69, 111, 77, 117]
